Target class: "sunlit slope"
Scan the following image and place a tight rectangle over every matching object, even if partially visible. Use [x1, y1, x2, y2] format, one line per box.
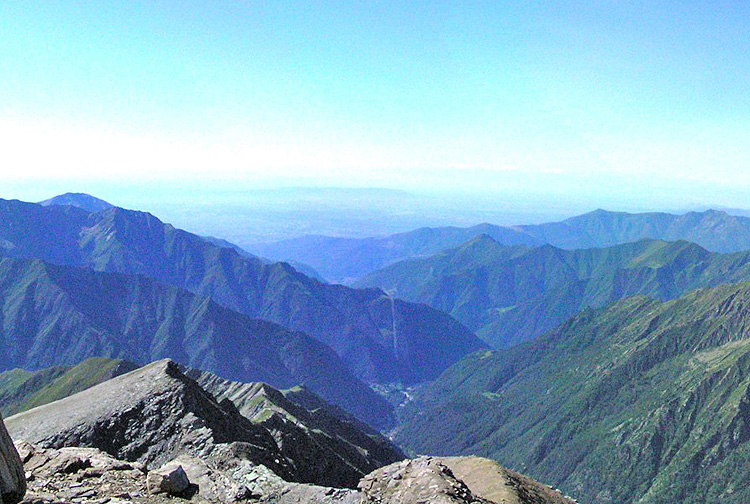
[358, 235, 750, 347]
[396, 282, 750, 503]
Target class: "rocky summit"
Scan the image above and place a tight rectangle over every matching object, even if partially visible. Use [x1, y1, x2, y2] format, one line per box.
[5, 359, 404, 491]
[5, 360, 292, 478]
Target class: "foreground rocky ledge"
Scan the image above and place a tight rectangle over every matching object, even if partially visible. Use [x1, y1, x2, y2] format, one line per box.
[16, 442, 575, 504]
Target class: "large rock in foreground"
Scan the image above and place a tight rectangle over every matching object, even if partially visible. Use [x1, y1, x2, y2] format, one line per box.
[0, 412, 25, 503]
[360, 456, 576, 504]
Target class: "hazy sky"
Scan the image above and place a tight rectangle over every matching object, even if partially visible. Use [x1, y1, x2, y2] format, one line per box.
[2, 1, 750, 210]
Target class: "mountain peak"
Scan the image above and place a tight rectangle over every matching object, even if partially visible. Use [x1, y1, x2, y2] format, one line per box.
[463, 233, 500, 247]
[5, 358, 291, 474]
[39, 193, 114, 213]
[698, 208, 731, 218]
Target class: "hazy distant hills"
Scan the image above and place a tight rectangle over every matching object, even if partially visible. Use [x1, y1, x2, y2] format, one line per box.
[38, 192, 114, 212]
[252, 208, 750, 283]
[0, 256, 393, 428]
[395, 281, 750, 504]
[0, 197, 483, 386]
[357, 235, 750, 347]
[250, 223, 543, 284]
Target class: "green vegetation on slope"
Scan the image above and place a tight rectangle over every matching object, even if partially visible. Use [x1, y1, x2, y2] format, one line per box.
[0, 357, 136, 416]
[395, 282, 750, 504]
[357, 235, 750, 347]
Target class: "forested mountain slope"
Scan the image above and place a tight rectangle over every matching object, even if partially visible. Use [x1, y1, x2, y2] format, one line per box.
[395, 281, 750, 503]
[358, 235, 750, 347]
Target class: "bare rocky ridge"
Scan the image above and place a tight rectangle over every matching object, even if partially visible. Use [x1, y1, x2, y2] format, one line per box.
[439, 457, 577, 504]
[5, 360, 293, 478]
[4, 360, 397, 489]
[187, 368, 405, 486]
[360, 457, 577, 504]
[0, 412, 25, 503]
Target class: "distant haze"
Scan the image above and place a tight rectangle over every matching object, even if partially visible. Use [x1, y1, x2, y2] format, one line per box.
[3, 2, 750, 228]
[12, 186, 750, 245]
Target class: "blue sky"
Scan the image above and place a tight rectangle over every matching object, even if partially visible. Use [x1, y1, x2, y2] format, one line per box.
[2, 1, 750, 212]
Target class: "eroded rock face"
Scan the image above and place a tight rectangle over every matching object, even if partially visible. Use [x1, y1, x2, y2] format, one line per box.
[188, 368, 406, 488]
[0, 412, 25, 504]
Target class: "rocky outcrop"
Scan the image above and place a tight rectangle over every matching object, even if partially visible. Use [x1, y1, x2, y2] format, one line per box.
[17, 444, 575, 504]
[5, 360, 293, 478]
[359, 457, 491, 503]
[188, 368, 405, 488]
[5, 360, 396, 489]
[439, 457, 578, 504]
[17, 442, 360, 504]
[0, 413, 25, 503]
[360, 457, 577, 504]
[17, 443, 168, 503]
[146, 464, 191, 496]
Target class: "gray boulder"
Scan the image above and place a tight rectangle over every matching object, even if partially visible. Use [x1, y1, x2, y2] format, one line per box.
[0, 412, 25, 503]
[147, 463, 191, 495]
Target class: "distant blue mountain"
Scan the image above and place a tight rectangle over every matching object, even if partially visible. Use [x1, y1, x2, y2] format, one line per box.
[39, 192, 114, 212]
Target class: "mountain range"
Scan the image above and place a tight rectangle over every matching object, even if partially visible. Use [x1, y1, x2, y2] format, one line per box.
[395, 280, 750, 504]
[11, 191, 750, 504]
[252, 208, 750, 283]
[0, 256, 393, 428]
[357, 235, 750, 347]
[0, 197, 483, 386]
